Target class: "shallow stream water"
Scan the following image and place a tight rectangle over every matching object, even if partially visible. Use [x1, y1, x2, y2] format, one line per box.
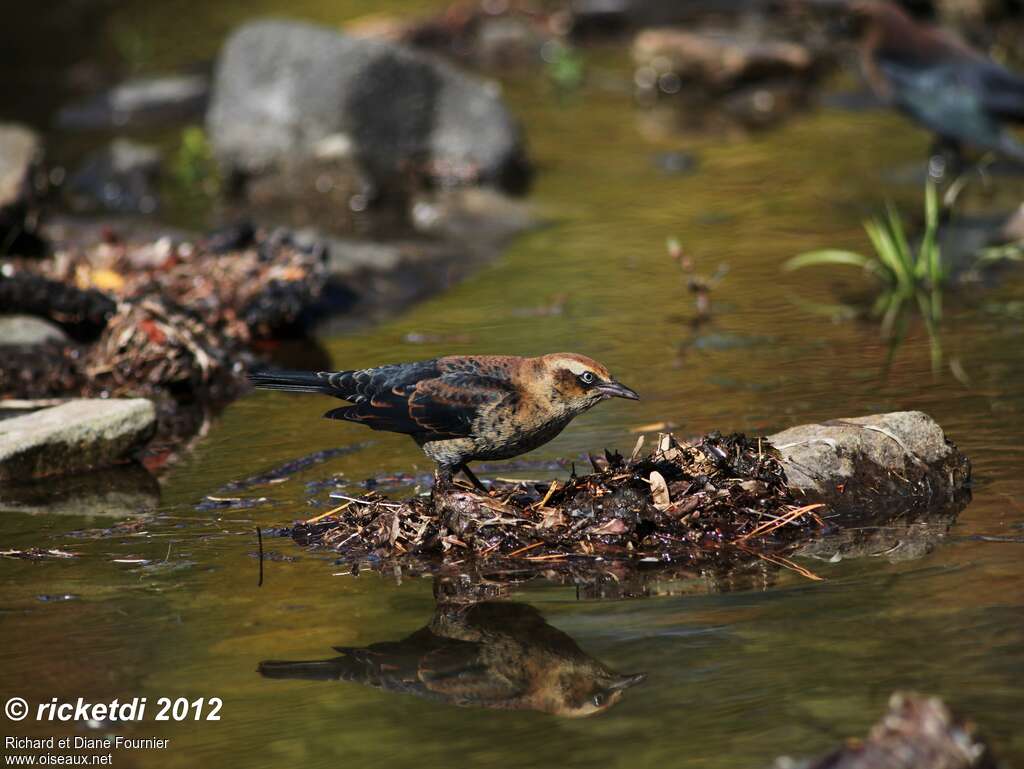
[2, 3, 1023, 767]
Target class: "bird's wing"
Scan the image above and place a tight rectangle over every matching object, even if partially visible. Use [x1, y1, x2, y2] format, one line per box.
[977, 62, 1024, 122]
[417, 645, 525, 704]
[325, 369, 517, 440]
[879, 61, 1012, 151]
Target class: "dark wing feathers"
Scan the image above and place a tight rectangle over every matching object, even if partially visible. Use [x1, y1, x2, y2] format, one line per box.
[327, 372, 514, 439]
[281, 361, 513, 440]
[252, 358, 517, 440]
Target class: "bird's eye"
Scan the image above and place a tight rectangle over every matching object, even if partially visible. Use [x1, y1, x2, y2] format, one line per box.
[579, 371, 596, 385]
[592, 693, 606, 708]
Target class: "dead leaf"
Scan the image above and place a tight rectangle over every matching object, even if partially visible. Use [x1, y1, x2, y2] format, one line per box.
[631, 421, 677, 433]
[649, 470, 671, 510]
[592, 518, 627, 535]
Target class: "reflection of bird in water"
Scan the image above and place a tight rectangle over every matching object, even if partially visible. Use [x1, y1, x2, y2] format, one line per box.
[841, 0, 1024, 169]
[258, 601, 645, 717]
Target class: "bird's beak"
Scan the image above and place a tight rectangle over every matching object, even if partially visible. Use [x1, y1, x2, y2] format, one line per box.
[607, 672, 647, 691]
[598, 380, 640, 400]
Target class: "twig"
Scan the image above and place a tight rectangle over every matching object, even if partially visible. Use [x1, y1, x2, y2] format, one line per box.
[737, 503, 824, 542]
[506, 541, 545, 558]
[305, 500, 353, 524]
[330, 493, 403, 510]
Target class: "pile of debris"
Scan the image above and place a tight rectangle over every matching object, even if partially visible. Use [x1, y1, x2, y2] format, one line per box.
[285, 432, 827, 576]
[0, 228, 326, 437]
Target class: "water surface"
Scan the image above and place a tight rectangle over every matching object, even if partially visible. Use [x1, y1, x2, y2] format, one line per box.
[2, 4, 1023, 767]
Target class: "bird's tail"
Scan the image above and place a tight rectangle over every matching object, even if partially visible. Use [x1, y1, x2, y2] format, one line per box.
[248, 369, 336, 395]
[257, 659, 343, 681]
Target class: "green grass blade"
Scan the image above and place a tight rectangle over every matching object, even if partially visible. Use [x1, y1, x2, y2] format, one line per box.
[919, 181, 942, 285]
[863, 219, 903, 287]
[783, 250, 873, 271]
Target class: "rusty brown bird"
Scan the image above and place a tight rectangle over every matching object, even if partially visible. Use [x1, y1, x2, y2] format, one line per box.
[248, 353, 638, 489]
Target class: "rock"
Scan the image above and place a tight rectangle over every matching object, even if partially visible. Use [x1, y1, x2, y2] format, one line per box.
[0, 123, 45, 254]
[0, 399, 156, 482]
[768, 411, 970, 519]
[775, 692, 997, 769]
[206, 19, 530, 198]
[0, 315, 69, 347]
[633, 28, 816, 91]
[472, 16, 544, 67]
[402, 10, 545, 69]
[57, 74, 209, 130]
[67, 139, 161, 214]
[0, 463, 159, 517]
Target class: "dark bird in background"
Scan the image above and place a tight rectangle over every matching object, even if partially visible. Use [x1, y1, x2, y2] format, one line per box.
[248, 353, 639, 489]
[842, 0, 1024, 167]
[258, 600, 646, 717]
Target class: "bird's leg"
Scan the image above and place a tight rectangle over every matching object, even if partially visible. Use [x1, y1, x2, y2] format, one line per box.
[433, 464, 455, 495]
[458, 463, 488, 495]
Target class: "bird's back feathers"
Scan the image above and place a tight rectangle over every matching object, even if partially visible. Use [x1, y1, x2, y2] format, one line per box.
[249, 358, 518, 441]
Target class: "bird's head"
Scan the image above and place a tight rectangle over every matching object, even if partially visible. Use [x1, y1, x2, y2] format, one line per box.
[535, 353, 639, 414]
[833, 0, 916, 42]
[550, 670, 647, 718]
[800, 0, 892, 42]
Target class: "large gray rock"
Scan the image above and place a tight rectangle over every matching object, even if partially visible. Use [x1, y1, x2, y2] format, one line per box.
[0, 315, 68, 347]
[206, 19, 529, 195]
[768, 411, 970, 518]
[0, 399, 156, 482]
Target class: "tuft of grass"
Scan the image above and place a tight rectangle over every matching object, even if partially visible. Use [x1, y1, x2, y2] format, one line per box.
[784, 182, 949, 372]
[785, 182, 944, 337]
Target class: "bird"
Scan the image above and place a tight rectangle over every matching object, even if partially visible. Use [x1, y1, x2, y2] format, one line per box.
[258, 600, 646, 717]
[841, 0, 1024, 168]
[248, 353, 639, 490]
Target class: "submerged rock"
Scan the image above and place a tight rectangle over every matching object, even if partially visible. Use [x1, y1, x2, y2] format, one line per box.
[0, 399, 156, 482]
[775, 692, 997, 769]
[633, 28, 816, 90]
[207, 19, 530, 200]
[632, 27, 825, 130]
[57, 74, 209, 130]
